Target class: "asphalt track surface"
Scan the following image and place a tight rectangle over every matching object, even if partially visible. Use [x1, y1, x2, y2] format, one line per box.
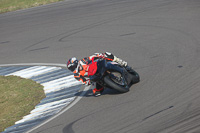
[0, 0, 200, 133]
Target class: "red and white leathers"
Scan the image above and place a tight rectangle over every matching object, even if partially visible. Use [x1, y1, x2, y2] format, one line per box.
[73, 52, 127, 96]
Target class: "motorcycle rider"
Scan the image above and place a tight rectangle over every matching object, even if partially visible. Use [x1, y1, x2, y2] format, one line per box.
[67, 52, 128, 96]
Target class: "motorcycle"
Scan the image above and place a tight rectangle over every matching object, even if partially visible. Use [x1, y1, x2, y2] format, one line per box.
[88, 58, 140, 93]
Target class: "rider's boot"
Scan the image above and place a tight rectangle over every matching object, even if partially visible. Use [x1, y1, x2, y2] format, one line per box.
[93, 87, 104, 97]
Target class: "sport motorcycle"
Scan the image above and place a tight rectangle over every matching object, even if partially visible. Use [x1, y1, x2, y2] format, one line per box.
[88, 58, 140, 93]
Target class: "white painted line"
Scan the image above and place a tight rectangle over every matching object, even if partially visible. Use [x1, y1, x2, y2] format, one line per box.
[0, 63, 66, 67]
[32, 99, 74, 115]
[41, 75, 75, 86]
[21, 103, 67, 122]
[35, 97, 74, 109]
[43, 81, 81, 93]
[7, 66, 60, 78]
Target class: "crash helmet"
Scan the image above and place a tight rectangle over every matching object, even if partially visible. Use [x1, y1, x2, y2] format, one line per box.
[67, 57, 78, 72]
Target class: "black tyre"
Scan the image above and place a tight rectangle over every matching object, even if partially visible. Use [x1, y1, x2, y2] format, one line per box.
[126, 68, 140, 84]
[104, 75, 129, 93]
[129, 72, 140, 84]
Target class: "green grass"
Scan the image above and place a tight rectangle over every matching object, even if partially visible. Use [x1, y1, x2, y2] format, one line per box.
[0, 75, 45, 132]
[0, 0, 62, 13]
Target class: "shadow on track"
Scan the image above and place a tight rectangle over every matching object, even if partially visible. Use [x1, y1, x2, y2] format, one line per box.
[75, 87, 122, 97]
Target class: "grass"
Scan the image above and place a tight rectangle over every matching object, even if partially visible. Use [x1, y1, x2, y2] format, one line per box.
[0, 0, 62, 14]
[0, 75, 45, 132]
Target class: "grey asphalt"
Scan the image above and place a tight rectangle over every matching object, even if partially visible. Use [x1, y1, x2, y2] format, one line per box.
[1, 0, 200, 133]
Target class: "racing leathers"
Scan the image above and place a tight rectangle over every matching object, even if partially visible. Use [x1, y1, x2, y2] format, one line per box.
[73, 52, 127, 96]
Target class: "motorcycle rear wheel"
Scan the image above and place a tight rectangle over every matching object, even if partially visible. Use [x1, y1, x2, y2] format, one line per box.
[104, 75, 129, 93]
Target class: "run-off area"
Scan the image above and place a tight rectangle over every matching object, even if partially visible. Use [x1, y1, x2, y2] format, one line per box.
[0, 65, 81, 133]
